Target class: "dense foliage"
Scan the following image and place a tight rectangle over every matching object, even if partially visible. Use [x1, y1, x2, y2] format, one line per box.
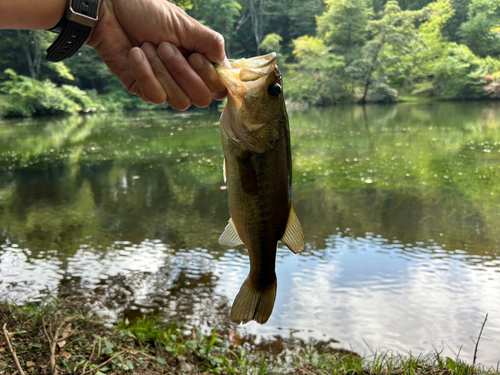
[1, 0, 500, 116]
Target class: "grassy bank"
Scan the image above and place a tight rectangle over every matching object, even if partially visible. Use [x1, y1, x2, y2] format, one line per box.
[0, 298, 496, 375]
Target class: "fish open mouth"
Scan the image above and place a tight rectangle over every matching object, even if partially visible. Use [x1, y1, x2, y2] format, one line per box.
[216, 53, 277, 98]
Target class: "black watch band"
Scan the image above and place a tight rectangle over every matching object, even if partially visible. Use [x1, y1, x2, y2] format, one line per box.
[45, 0, 100, 62]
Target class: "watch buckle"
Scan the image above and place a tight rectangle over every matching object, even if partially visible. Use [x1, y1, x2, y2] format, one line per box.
[66, 0, 99, 28]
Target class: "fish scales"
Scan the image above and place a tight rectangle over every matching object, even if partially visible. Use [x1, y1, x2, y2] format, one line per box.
[216, 53, 304, 325]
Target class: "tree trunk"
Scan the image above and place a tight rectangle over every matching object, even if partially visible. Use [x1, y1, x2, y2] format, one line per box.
[33, 33, 42, 79]
[18, 30, 42, 80]
[361, 80, 370, 103]
[360, 39, 385, 103]
[249, 0, 265, 55]
[227, 11, 250, 59]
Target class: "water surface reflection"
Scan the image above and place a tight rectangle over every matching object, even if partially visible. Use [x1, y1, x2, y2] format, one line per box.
[0, 104, 499, 366]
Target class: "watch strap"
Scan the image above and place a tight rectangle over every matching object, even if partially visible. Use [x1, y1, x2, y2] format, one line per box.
[47, 16, 66, 34]
[46, 0, 100, 62]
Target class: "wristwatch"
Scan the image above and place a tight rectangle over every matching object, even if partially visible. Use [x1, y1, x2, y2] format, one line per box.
[45, 0, 100, 62]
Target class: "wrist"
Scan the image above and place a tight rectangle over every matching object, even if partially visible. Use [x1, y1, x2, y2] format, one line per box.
[0, 0, 66, 30]
[86, 0, 108, 44]
[46, 0, 101, 62]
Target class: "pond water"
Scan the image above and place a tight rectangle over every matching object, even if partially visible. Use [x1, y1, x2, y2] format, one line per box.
[0, 102, 499, 366]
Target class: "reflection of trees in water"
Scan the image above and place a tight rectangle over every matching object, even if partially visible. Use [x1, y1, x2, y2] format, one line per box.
[57, 258, 232, 328]
[0, 160, 232, 259]
[2, 157, 496, 265]
[295, 186, 499, 261]
[0, 168, 98, 259]
[1, 104, 500, 298]
[290, 101, 500, 260]
[0, 115, 103, 169]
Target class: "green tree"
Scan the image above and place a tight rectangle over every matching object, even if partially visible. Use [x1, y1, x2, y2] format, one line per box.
[287, 36, 345, 105]
[64, 45, 115, 91]
[283, 0, 326, 41]
[373, 0, 435, 11]
[17, 30, 44, 80]
[250, 0, 326, 58]
[442, 0, 471, 42]
[0, 69, 99, 117]
[316, 0, 372, 63]
[0, 30, 73, 82]
[410, 0, 455, 95]
[459, 0, 500, 57]
[171, 0, 195, 9]
[191, 0, 244, 56]
[249, 0, 266, 54]
[259, 33, 283, 53]
[397, 0, 435, 10]
[432, 44, 500, 98]
[354, 1, 426, 102]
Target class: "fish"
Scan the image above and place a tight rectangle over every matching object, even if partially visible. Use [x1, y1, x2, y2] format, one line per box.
[215, 53, 305, 325]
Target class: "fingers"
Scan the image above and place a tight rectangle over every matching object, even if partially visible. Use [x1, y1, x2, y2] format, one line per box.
[129, 42, 227, 109]
[171, 6, 229, 67]
[190, 29, 231, 68]
[187, 53, 227, 100]
[142, 42, 191, 110]
[157, 42, 214, 109]
[129, 47, 166, 104]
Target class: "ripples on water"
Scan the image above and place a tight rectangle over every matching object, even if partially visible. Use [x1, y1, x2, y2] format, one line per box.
[1, 235, 499, 364]
[0, 103, 500, 366]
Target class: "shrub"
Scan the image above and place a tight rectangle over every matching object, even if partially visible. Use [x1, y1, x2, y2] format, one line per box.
[286, 36, 348, 106]
[483, 72, 500, 98]
[367, 82, 398, 103]
[432, 44, 500, 99]
[60, 85, 103, 113]
[0, 69, 104, 118]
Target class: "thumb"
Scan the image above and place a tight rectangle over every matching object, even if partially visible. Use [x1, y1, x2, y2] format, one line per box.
[180, 19, 230, 67]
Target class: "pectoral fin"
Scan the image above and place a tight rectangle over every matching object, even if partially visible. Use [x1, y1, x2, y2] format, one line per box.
[237, 157, 259, 196]
[219, 217, 243, 246]
[281, 204, 305, 254]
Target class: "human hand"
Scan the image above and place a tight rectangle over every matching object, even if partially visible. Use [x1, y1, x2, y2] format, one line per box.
[86, 0, 229, 109]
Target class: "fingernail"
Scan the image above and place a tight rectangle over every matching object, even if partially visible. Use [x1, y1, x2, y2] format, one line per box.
[130, 48, 143, 64]
[222, 57, 231, 68]
[214, 89, 227, 100]
[159, 42, 175, 60]
[189, 54, 204, 70]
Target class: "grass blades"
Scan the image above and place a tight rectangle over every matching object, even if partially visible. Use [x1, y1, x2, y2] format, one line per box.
[0, 299, 498, 375]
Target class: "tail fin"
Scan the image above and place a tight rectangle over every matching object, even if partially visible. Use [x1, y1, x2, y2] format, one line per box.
[230, 277, 277, 325]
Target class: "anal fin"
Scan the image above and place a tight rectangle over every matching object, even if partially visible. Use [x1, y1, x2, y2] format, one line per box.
[219, 217, 243, 246]
[281, 203, 305, 254]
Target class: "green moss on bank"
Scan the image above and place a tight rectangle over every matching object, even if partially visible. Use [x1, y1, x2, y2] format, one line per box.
[0, 299, 497, 375]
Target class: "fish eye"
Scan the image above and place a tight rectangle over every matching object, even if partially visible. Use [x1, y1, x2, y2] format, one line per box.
[268, 83, 282, 97]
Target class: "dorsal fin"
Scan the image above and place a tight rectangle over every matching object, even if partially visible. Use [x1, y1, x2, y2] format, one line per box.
[281, 204, 305, 254]
[219, 217, 243, 246]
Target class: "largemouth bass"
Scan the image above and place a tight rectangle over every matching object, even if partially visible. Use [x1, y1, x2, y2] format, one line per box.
[215, 53, 304, 325]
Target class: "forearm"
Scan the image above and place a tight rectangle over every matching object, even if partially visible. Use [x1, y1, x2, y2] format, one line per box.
[0, 0, 65, 30]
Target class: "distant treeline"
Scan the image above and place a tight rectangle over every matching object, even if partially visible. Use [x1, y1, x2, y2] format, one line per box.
[1, 0, 500, 117]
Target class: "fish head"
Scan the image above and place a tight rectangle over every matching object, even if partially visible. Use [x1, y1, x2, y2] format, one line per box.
[216, 53, 286, 153]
